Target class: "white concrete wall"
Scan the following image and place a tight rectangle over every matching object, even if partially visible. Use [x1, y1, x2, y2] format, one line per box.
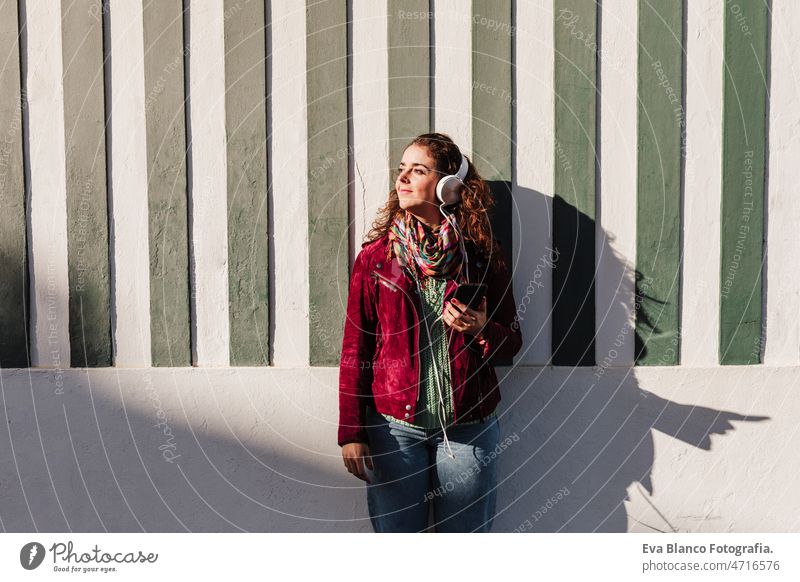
[0, 366, 796, 532]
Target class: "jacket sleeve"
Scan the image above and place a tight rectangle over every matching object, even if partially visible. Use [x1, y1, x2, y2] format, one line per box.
[466, 250, 523, 363]
[338, 249, 378, 447]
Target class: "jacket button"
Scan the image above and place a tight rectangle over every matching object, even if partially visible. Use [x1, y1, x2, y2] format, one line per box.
[405, 404, 412, 411]
[476, 261, 483, 268]
[376, 262, 383, 268]
[404, 412, 410, 418]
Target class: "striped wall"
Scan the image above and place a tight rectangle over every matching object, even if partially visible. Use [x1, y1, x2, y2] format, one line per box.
[0, 0, 790, 370]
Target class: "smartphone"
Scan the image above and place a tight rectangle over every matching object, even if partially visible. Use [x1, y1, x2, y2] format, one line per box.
[453, 283, 488, 310]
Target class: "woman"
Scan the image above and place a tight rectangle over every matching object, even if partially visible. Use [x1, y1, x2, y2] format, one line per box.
[338, 132, 522, 532]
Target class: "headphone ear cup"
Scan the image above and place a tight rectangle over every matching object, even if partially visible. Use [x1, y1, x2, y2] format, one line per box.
[436, 175, 463, 206]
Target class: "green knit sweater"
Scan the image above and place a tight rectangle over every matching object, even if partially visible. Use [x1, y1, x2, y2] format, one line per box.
[381, 275, 494, 429]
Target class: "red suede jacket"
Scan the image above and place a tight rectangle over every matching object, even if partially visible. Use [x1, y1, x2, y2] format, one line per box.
[338, 233, 523, 446]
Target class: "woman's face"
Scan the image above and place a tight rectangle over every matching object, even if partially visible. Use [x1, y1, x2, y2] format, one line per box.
[395, 144, 441, 218]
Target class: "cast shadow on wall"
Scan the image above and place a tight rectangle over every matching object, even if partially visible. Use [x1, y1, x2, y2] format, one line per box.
[490, 188, 769, 532]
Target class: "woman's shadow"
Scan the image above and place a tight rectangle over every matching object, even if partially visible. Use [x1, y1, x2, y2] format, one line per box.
[488, 189, 769, 532]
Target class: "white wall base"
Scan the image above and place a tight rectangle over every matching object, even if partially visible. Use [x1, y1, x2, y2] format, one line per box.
[0, 366, 794, 532]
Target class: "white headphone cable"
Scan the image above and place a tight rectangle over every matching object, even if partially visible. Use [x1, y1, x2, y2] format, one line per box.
[439, 203, 470, 283]
[413, 271, 456, 460]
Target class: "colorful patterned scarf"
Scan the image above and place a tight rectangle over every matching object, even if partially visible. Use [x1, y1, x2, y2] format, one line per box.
[388, 210, 463, 285]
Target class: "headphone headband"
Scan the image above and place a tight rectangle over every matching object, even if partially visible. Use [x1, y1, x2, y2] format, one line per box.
[436, 151, 468, 206]
[455, 153, 468, 181]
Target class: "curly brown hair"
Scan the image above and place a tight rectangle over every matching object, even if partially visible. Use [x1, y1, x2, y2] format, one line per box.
[365, 132, 504, 269]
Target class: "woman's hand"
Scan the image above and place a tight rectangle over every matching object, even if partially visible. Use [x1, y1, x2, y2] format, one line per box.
[443, 296, 487, 338]
[342, 442, 373, 483]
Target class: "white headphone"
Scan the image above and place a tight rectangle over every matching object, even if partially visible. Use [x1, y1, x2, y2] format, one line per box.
[435, 153, 469, 206]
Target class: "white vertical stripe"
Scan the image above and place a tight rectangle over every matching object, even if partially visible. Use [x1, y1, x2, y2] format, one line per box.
[189, 1, 230, 366]
[108, 0, 152, 366]
[513, 0, 554, 366]
[764, 0, 800, 365]
[25, 1, 70, 367]
[596, 0, 637, 366]
[681, 0, 723, 366]
[270, 0, 309, 366]
[432, 0, 472, 154]
[351, 0, 389, 252]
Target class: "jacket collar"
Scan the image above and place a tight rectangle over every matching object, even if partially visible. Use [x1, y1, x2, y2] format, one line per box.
[369, 235, 487, 302]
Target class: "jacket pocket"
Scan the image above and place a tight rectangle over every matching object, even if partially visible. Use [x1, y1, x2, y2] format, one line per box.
[372, 271, 400, 293]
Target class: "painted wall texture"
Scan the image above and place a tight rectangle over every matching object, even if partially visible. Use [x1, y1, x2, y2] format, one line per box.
[0, 0, 798, 532]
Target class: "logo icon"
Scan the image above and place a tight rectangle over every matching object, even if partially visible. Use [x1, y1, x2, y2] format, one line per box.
[20, 542, 46, 570]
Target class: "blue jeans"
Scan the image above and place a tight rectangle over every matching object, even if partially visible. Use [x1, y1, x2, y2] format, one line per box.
[364, 405, 500, 533]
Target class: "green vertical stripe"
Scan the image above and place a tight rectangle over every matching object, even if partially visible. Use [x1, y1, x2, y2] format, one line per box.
[307, 0, 349, 365]
[472, 0, 513, 266]
[61, 0, 112, 367]
[719, 1, 767, 365]
[0, 0, 29, 368]
[472, 0, 512, 181]
[225, 0, 269, 366]
[472, 0, 513, 366]
[552, 0, 596, 366]
[635, 0, 683, 366]
[387, 0, 430, 184]
[143, 0, 191, 366]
